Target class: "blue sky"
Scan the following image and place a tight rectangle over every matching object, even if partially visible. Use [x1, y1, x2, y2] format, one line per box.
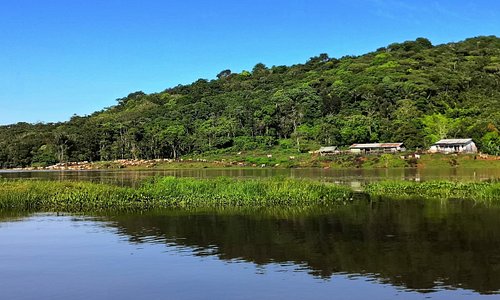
[0, 0, 498, 125]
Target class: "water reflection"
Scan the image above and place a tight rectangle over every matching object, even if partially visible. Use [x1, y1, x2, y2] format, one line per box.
[0, 211, 31, 224]
[103, 201, 500, 294]
[0, 167, 499, 187]
[1, 200, 499, 298]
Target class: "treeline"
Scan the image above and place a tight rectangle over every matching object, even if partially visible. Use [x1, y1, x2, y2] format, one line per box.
[1, 36, 500, 168]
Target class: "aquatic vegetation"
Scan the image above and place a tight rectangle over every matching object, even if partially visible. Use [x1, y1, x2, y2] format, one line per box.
[1, 178, 499, 212]
[0, 177, 353, 212]
[366, 180, 500, 202]
[141, 176, 354, 207]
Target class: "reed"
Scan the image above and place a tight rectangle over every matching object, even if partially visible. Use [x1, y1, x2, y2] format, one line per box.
[365, 180, 500, 201]
[0, 177, 353, 212]
[1, 178, 498, 212]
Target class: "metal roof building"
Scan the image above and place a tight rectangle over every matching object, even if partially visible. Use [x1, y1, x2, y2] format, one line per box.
[429, 139, 477, 154]
[349, 143, 405, 153]
[318, 146, 339, 156]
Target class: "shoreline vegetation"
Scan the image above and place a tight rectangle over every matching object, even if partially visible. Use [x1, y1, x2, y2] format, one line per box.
[0, 177, 499, 212]
[3, 152, 500, 171]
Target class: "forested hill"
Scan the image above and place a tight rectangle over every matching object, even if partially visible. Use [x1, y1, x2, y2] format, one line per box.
[1, 36, 500, 168]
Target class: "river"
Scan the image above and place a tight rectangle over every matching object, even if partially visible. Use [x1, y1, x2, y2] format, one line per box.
[1, 199, 499, 299]
[1, 167, 499, 187]
[1, 168, 499, 299]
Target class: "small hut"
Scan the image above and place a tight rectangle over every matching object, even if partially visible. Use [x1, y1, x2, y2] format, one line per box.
[318, 146, 339, 156]
[428, 139, 477, 154]
[349, 143, 405, 154]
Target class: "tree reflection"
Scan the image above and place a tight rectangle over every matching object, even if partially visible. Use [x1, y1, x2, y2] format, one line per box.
[103, 200, 500, 294]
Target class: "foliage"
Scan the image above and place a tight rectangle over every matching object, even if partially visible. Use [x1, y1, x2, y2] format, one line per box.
[366, 180, 500, 201]
[481, 131, 500, 155]
[1, 178, 499, 212]
[0, 177, 353, 211]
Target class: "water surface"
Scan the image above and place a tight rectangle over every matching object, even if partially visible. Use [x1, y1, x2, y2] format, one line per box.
[1, 167, 499, 187]
[1, 199, 499, 299]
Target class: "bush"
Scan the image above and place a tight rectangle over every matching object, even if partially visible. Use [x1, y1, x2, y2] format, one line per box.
[278, 139, 294, 150]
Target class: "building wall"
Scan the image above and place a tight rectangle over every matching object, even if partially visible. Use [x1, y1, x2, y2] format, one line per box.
[349, 147, 402, 153]
[429, 142, 477, 154]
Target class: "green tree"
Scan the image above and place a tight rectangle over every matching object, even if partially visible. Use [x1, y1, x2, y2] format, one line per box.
[481, 131, 500, 155]
[160, 125, 187, 159]
[421, 114, 459, 146]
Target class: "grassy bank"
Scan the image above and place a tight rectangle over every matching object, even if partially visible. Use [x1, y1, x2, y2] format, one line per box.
[0, 177, 353, 211]
[9, 150, 500, 171]
[366, 180, 500, 201]
[0, 178, 499, 212]
[163, 152, 500, 170]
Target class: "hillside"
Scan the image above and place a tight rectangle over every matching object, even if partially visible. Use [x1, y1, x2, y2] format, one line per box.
[1, 36, 500, 168]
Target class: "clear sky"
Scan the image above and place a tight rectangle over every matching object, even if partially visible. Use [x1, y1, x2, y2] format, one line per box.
[0, 0, 498, 125]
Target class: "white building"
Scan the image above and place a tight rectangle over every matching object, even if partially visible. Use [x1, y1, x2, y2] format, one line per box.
[428, 139, 477, 154]
[349, 143, 405, 154]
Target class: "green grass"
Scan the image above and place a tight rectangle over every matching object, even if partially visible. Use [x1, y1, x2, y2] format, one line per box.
[365, 180, 500, 201]
[162, 151, 500, 170]
[21, 148, 500, 171]
[184, 148, 312, 168]
[0, 177, 353, 212]
[1, 177, 499, 213]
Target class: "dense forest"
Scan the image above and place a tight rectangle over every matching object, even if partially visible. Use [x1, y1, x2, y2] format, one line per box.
[1, 36, 500, 168]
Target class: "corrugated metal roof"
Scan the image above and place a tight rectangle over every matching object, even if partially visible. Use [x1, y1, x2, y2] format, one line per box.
[380, 143, 404, 147]
[434, 139, 473, 145]
[350, 144, 381, 148]
[319, 146, 338, 152]
[350, 143, 403, 149]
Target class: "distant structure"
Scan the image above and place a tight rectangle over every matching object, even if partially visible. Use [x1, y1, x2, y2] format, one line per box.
[318, 146, 339, 156]
[349, 143, 405, 154]
[428, 139, 477, 154]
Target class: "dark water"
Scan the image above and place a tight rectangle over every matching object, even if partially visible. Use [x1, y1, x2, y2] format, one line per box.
[1, 200, 500, 299]
[1, 167, 499, 187]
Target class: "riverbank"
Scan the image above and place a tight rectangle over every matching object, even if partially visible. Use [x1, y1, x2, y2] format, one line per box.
[4, 151, 500, 171]
[0, 178, 499, 212]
